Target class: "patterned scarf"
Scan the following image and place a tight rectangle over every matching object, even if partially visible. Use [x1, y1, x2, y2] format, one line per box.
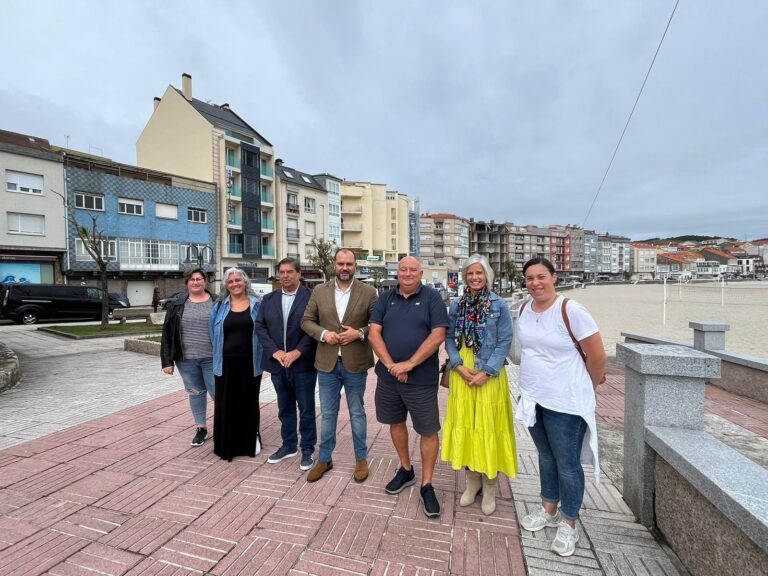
[453, 288, 492, 354]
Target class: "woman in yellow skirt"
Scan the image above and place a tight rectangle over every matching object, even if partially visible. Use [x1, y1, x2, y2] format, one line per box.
[441, 254, 516, 515]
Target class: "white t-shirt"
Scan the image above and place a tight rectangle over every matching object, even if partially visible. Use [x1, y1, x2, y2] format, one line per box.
[518, 295, 599, 415]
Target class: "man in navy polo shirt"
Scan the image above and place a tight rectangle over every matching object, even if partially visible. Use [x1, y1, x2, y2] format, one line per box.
[368, 256, 448, 518]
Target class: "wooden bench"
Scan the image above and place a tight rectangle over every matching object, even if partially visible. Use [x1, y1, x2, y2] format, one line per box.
[113, 308, 154, 325]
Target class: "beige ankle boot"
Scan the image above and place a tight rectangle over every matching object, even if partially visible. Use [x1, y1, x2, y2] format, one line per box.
[481, 475, 497, 515]
[460, 470, 482, 506]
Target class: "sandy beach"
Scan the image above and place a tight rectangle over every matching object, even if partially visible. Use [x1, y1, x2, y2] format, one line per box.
[557, 281, 768, 359]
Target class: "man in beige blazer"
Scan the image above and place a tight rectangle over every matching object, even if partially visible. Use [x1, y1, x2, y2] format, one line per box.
[301, 248, 378, 483]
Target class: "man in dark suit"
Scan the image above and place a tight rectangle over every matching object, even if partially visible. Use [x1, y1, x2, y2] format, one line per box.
[301, 248, 378, 483]
[255, 258, 317, 471]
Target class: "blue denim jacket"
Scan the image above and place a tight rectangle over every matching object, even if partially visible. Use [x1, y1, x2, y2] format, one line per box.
[445, 292, 513, 376]
[209, 295, 263, 377]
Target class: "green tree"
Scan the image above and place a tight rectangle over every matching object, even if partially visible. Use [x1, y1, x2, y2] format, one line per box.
[308, 237, 337, 280]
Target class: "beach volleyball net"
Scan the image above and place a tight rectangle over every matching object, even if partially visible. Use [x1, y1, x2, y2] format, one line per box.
[664, 282, 768, 307]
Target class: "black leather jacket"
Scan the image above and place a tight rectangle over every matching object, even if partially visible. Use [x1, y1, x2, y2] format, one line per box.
[160, 290, 217, 368]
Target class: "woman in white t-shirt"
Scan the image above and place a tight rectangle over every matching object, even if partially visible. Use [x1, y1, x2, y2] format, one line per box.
[516, 257, 606, 557]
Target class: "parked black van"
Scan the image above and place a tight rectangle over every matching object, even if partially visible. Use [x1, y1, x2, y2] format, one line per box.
[0, 283, 110, 325]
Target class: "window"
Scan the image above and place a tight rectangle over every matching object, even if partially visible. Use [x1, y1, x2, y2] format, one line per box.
[155, 203, 178, 220]
[188, 207, 207, 223]
[118, 198, 143, 216]
[7, 212, 44, 235]
[283, 169, 294, 179]
[329, 202, 340, 217]
[75, 192, 105, 211]
[325, 180, 340, 195]
[287, 243, 299, 257]
[244, 234, 260, 255]
[304, 197, 316, 214]
[243, 150, 259, 168]
[75, 238, 117, 261]
[6, 171, 43, 195]
[301, 175, 312, 184]
[119, 238, 178, 267]
[305, 221, 316, 237]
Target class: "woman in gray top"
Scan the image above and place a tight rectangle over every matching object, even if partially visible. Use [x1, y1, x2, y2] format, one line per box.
[161, 267, 217, 446]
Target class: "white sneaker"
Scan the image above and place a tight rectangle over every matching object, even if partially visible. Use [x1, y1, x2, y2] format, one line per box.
[255, 437, 262, 455]
[550, 521, 579, 557]
[520, 506, 560, 532]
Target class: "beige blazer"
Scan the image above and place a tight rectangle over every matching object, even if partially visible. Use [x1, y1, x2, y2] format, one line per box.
[301, 279, 378, 373]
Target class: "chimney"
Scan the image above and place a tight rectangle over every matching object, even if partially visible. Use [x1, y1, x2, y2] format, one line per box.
[153, 97, 161, 110]
[275, 158, 284, 166]
[182, 73, 192, 101]
[221, 103, 230, 110]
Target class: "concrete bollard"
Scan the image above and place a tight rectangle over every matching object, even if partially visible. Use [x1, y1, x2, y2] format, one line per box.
[689, 321, 729, 352]
[616, 343, 720, 526]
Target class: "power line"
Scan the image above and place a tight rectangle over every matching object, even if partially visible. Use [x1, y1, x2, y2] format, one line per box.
[582, 0, 680, 228]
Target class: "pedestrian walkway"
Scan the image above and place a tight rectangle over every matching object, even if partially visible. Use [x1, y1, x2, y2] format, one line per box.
[1, 327, 767, 574]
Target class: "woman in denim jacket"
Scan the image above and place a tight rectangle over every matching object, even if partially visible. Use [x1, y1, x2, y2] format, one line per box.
[441, 254, 516, 515]
[209, 267, 264, 462]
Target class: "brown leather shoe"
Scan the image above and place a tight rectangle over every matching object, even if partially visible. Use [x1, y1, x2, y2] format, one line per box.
[307, 460, 333, 483]
[353, 459, 369, 483]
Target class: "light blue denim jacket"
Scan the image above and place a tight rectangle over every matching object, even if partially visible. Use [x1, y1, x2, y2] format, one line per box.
[209, 295, 263, 377]
[445, 292, 513, 376]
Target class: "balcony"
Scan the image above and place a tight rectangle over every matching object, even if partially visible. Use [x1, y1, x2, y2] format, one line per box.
[342, 241, 365, 249]
[227, 213, 242, 227]
[261, 217, 274, 231]
[228, 242, 243, 255]
[260, 164, 273, 179]
[341, 223, 363, 232]
[228, 184, 241, 199]
[286, 203, 300, 215]
[341, 204, 363, 214]
[261, 245, 275, 258]
[225, 152, 241, 169]
[261, 190, 274, 205]
[287, 229, 300, 240]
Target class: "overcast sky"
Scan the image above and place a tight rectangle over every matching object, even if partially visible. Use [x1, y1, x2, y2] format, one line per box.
[2, 1, 766, 241]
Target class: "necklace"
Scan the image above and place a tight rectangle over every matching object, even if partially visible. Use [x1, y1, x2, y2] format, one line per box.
[533, 310, 543, 323]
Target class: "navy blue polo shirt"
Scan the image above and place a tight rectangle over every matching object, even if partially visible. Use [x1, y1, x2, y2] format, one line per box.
[370, 283, 449, 386]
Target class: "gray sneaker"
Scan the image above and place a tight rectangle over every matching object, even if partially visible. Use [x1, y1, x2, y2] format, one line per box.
[551, 521, 579, 556]
[520, 506, 560, 532]
[300, 453, 314, 471]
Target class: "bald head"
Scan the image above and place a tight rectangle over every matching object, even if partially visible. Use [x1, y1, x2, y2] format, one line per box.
[397, 256, 423, 295]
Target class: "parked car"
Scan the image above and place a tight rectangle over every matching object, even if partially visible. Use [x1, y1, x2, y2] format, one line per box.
[0, 283, 110, 325]
[109, 292, 131, 308]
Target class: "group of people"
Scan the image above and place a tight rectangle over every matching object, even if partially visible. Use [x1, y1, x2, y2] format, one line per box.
[160, 250, 605, 558]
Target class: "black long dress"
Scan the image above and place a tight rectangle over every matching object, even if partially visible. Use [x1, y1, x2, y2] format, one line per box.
[213, 308, 261, 462]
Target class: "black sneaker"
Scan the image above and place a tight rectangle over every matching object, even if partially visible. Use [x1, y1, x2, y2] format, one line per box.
[267, 445, 298, 464]
[420, 484, 441, 518]
[191, 427, 207, 446]
[385, 466, 416, 494]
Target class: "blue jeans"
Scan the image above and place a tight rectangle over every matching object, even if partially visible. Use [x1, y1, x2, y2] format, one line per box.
[175, 357, 215, 426]
[271, 368, 317, 455]
[528, 404, 588, 521]
[318, 361, 368, 462]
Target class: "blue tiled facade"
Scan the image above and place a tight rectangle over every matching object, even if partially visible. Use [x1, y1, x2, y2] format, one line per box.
[65, 164, 218, 276]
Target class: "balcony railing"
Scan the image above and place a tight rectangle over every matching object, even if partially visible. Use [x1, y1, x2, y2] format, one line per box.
[228, 184, 241, 199]
[262, 245, 275, 257]
[225, 152, 240, 169]
[287, 229, 300, 240]
[286, 203, 300, 215]
[228, 242, 243, 255]
[342, 223, 363, 231]
[227, 213, 242, 226]
[341, 204, 363, 213]
[261, 190, 274, 204]
[260, 164, 273, 178]
[261, 217, 274, 230]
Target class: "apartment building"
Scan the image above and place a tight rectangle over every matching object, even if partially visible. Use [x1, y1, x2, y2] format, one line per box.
[61, 150, 217, 304]
[469, 219, 509, 289]
[597, 234, 631, 278]
[630, 243, 658, 280]
[418, 213, 470, 286]
[583, 230, 598, 280]
[274, 162, 328, 282]
[0, 130, 66, 283]
[137, 73, 276, 281]
[312, 173, 343, 247]
[340, 181, 410, 276]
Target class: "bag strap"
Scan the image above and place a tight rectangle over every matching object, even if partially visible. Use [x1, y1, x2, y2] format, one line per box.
[561, 297, 587, 363]
[518, 299, 529, 315]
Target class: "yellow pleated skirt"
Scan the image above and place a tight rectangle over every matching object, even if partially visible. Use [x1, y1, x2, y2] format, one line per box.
[441, 343, 517, 479]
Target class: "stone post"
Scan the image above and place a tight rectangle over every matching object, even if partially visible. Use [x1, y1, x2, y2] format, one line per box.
[689, 321, 729, 352]
[616, 343, 720, 526]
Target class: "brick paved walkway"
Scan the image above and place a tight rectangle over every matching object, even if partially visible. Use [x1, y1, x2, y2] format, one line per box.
[0, 370, 526, 575]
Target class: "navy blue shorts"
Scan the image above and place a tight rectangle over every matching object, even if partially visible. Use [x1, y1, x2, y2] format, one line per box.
[375, 379, 440, 436]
